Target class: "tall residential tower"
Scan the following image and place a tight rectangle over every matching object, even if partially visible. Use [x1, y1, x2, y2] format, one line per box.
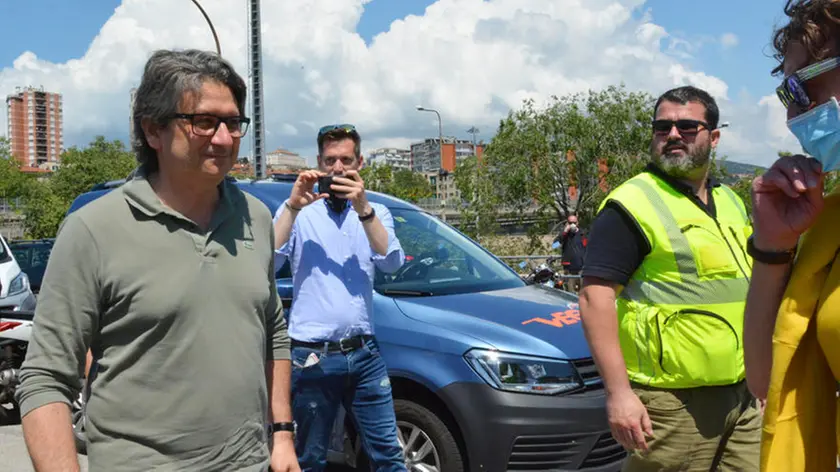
[5, 86, 63, 167]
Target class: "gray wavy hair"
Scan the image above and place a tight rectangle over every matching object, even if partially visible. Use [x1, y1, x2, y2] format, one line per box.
[132, 49, 247, 173]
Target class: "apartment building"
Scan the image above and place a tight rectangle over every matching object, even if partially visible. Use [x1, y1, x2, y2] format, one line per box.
[410, 138, 484, 173]
[266, 148, 307, 170]
[367, 147, 411, 170]
[425, 169, 461, 202]
[5, 86, 63, 167]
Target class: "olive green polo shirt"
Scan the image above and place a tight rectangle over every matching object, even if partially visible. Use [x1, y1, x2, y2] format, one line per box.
[16, 173, 290, 471]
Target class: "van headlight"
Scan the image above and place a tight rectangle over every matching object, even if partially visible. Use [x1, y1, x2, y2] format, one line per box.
[464, 349, 582, 395]
[8, 272, 29, 296]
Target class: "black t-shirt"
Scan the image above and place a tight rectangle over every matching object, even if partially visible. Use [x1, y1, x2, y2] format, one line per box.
[581, 164, 720, 286]
[560, 229, 587, 271]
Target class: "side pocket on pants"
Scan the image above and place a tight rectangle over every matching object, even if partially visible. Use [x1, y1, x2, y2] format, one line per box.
[634, 387, 689, 413]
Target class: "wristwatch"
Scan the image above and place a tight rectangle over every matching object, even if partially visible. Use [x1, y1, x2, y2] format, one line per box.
[359, 207, 376, 222]
[271, 422, 296, 435]
[746, 235, 796, 265]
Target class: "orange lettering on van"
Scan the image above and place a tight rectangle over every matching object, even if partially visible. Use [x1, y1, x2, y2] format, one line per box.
[522, 309, 581, 328]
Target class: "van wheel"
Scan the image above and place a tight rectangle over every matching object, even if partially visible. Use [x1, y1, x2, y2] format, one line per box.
[358, 399, 463, 472]
[395, 399, 463, 472]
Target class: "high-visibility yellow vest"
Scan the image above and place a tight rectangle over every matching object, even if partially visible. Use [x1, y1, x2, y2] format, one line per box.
[598, 171, 753, 389]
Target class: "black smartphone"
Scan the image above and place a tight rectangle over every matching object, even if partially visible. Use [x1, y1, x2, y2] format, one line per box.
[318, 175, 348, 213]
[317, 175, 335, 197]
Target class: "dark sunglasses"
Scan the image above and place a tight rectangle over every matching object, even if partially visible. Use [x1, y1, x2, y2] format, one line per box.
[171, 113, 250, 138]
[318, 123, 358, 137]
[776, 56, 840, 109]
[651, 119, 709, 135]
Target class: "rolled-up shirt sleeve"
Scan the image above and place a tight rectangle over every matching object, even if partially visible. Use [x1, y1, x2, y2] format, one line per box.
[15, 215, 101, 417]
[371, 205, 405, 274]
[272, 204, 295, 271]
[266, 223, 290, 361]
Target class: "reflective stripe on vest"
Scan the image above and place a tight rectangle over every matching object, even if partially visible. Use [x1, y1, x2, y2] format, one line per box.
[604, 172, 752, 388]
[618, 178, 750, 306]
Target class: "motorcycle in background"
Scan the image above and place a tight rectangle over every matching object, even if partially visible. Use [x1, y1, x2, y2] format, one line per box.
[518, 241, 582, 292]
[0, 309, 33, 424]
[519, 256, 563, 289]
[0, 308, 88, 452]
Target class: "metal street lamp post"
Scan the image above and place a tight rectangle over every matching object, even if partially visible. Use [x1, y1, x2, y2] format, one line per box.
[190, 0, 221, 55]
[416, 106, 443, 172]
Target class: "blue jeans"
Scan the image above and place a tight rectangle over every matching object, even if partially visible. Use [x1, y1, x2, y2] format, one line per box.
[291, 337, 406, 472]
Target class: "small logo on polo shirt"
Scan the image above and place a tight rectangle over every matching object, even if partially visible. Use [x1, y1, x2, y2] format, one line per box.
[243, 240, 254, 250]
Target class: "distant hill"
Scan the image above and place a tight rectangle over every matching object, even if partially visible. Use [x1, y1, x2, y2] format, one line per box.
[717, 160, 766, 184]
[720, 159, 765, 176]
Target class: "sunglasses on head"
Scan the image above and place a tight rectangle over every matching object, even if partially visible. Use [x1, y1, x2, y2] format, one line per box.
[651, 119, 709, 135]
[776, 56, 840, 109]
[318, 124, 358, 137]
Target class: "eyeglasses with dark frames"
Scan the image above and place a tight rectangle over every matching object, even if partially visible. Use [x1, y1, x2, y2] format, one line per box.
[171, 113, 251, 138]
[652, 119, 710, 136]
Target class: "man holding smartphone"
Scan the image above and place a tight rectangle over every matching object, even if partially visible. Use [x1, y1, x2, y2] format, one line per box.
[273, 124, 406, 471]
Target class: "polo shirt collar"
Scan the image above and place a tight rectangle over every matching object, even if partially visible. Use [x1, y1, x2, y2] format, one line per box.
[122, 166, 236, 226]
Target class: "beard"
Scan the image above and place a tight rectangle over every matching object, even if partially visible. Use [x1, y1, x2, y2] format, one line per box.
[650, 138, 712, 179]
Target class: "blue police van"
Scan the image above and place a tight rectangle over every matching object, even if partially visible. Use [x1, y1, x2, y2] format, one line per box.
[68, 176, 625, 472]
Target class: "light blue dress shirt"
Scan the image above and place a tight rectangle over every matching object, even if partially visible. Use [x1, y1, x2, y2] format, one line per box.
[273, 199, 405, 342]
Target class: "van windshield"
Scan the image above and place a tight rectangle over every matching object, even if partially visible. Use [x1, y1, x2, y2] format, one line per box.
[374, 209, 525, 296]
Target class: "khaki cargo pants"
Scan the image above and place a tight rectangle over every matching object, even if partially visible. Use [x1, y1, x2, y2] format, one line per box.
[622, 380, 761, 472]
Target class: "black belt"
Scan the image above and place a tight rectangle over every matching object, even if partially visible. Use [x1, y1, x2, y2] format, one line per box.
[291, 334, 374, 353]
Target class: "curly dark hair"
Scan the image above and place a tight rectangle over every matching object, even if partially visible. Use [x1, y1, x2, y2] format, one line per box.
[772, 0, 840, 75]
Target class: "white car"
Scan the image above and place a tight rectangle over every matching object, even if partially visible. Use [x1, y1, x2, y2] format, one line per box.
[0, 234, 35, 311]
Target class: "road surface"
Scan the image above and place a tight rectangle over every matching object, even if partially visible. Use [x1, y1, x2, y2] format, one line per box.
[0, 422, 352, 471]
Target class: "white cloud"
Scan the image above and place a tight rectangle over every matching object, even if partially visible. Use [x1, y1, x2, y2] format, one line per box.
[0, 0, 786, 168]
[720, 33, 739, 49]
[713, 93, 802, 167]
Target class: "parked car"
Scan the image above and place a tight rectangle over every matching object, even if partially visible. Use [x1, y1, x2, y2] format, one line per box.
[66, 176, 625, 472]
[9, 239, 54, 294]
[0, 234, 35, 312]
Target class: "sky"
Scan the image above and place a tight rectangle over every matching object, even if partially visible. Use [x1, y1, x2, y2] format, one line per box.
[0, 0, 801, 168]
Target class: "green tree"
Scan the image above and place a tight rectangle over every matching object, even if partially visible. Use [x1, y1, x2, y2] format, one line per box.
[360, 163, 394, 193]
[728, 170, 761, 217]
[360, 164, 433, 203]
[724, 150, 840, 219]
[477, 84, 655, 229]
[454, 155, 501, 240]
[390, 169, 433, 202]
[20, 136, 137, 238]
[49, 136, 136, 203]
[0, 138, 38, 204]
[20, 183, 66, 239]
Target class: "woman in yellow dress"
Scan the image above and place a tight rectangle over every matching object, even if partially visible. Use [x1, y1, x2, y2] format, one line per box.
[744, 0, 840, 470]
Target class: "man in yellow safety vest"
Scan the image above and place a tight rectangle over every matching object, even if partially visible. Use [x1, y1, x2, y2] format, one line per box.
[579, 85, 760, 471]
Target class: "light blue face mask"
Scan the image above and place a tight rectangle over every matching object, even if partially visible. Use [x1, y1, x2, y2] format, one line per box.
[787, 96, 840, 171]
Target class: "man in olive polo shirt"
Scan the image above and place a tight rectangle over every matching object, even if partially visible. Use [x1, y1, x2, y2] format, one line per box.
[15, 49, 299, 472]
